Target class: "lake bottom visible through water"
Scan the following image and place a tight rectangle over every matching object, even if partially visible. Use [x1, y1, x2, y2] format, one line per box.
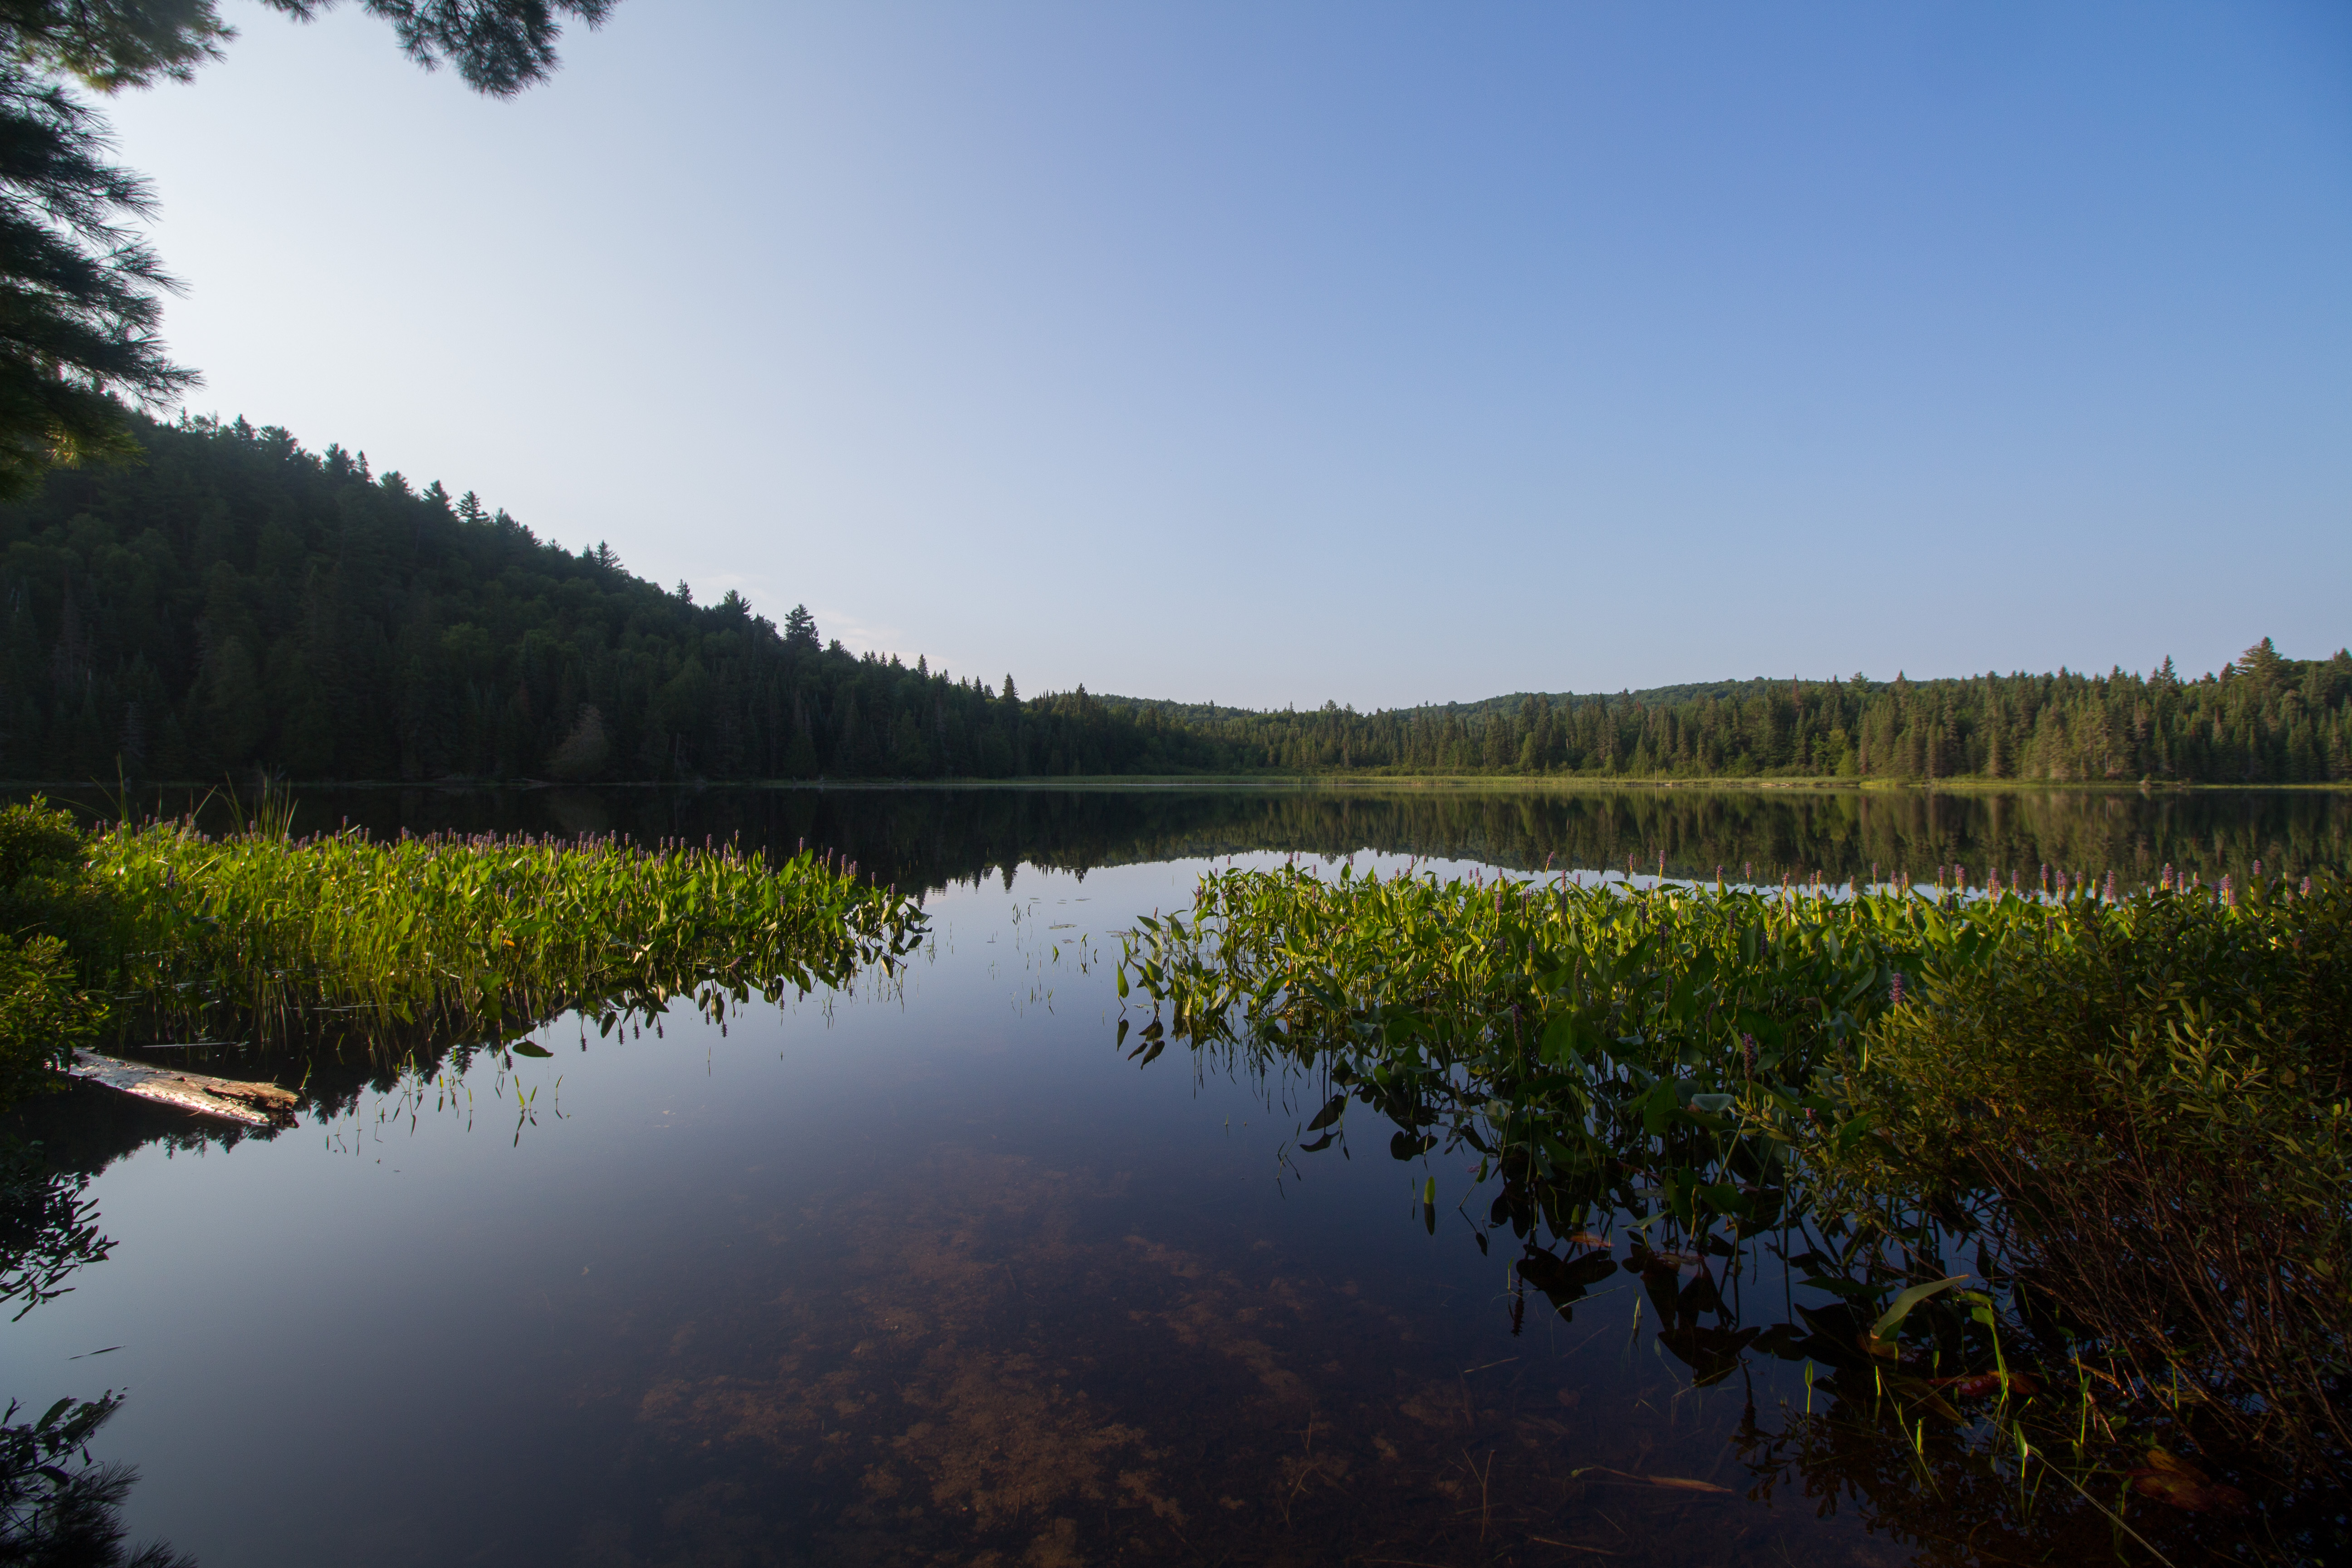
[13, 785, 2347, 1566]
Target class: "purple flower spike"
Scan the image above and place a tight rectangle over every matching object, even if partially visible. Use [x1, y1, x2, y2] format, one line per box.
[1889, 971, 1906, 1007]
[2104, 871, 2117, 904]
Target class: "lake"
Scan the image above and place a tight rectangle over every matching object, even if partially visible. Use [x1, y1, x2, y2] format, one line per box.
[5, 784, 2345, 1565]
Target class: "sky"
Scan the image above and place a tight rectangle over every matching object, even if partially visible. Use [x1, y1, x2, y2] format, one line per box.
[96, 0, 2352, 709]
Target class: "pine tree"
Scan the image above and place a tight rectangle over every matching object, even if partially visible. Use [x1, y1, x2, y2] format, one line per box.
[781, 603, 818, 651]
[2241, 637, 2286, 695]
[0, 61, 194, 499]
[0, 0, 612, 494]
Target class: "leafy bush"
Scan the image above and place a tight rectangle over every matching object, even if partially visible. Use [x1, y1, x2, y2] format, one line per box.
[0, 800, 107, 1109]
[1830, 879, 2352, 1469]
[0, 933, 101, 1109]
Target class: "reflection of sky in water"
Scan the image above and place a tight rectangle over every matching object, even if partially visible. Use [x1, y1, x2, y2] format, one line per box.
[4, 850, 2233, 1564]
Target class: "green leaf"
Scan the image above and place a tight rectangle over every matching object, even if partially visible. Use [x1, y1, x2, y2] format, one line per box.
[512, 1041, 553, 1058]
[1869, 1275, 1970, 1345]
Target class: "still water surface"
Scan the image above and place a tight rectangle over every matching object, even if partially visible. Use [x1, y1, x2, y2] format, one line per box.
[7, 786, 2346, 1565]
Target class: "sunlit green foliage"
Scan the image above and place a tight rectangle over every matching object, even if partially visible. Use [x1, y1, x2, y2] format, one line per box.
[0, 798, 104, 1101]
[86, 813, 926, 1051]
[1830, 876, 2352, 1467]
[0, 794, 926, 1108]
[1121, 863, 2352, 1481]
[1121, 861, 1980, 1241]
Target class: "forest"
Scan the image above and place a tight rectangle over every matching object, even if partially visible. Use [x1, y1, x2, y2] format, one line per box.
[2, 412, 2347, 786]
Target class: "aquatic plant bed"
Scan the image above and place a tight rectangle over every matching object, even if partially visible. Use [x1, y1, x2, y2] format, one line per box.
[88, 820, 926, 1049]
[0, 797, 926, 1099]
[1121, 860, 2352, 1536]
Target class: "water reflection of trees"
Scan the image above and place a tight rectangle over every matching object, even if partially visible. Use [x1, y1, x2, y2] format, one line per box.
[1208, 1043, 2347, 1567]
[41, 783, 2352, 899]
[0, 1141, 195, 1565]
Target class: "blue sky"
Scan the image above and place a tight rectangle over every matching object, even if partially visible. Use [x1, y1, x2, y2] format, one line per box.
[100, 1, 2351, 707]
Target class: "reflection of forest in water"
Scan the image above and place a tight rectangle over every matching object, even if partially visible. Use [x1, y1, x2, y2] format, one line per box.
[42, 781, 2352, 897]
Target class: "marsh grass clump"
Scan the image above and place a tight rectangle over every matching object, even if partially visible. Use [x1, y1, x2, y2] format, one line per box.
[86, 818, 926, 1053]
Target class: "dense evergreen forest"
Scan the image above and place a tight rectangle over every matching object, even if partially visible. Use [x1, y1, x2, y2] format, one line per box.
[0, 414, 1221, 781]
[1, 412, 2346, 784]
[1117, 644, 2352, 784]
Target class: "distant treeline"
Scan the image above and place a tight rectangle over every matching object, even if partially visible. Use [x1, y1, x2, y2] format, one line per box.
[1, 412, 2346, 784]
[1116, 648, 2352, 784]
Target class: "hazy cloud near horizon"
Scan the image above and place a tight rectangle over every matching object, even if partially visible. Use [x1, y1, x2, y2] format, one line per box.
[101, 0, 2350, 708]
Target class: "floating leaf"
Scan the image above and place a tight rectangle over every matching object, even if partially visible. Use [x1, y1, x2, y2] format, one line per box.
[2127, 1449, 2249, 1513]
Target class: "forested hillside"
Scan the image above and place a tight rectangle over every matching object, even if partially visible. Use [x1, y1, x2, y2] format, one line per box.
[2, 412, 2345, 784]
[0, 414, 1216, 781]
[1162, 649, 2352, 783]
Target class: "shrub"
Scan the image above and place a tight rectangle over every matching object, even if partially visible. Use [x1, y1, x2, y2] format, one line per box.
[0, 799, 110, 965]
[0, 932, 101, 1109]
[0, 800, 107, 1110]
[1832, 879, 2352, 1470]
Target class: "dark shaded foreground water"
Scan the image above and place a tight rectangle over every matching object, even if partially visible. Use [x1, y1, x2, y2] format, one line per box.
[6, 788, 2347, 1566]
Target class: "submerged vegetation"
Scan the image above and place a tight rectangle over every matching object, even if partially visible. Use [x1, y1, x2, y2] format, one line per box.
[1120, 859, 2352, 1539]
[0, 796, 926, 1111]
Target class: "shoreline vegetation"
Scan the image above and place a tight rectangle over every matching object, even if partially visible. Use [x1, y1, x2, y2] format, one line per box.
[9, 774, 2350, 793]
[0, 795, 927, 1113]
[1120, 859, 2351, 1536]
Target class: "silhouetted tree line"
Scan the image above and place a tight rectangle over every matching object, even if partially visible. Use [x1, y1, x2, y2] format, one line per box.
[3, 413, 2346, 784]
[0, 414, 1225, 781]
[1114, 639, 2352, 784]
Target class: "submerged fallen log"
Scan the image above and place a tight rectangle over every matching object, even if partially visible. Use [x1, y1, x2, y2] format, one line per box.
[64, 1049, 300, 1128]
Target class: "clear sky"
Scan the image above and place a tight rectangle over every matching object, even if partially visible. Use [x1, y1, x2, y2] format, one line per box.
[98, 0, 2352, 708]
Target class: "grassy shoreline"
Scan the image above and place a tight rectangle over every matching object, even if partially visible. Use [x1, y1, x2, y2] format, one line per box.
[0, 799, 928, 1104]
[8, 774, 2347, 794]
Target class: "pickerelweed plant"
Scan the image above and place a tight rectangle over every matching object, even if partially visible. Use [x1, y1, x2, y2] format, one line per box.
[1118, 858, 2352, 1515]
[0, 797, 928, 1098]
[91, 816, 927, 1054]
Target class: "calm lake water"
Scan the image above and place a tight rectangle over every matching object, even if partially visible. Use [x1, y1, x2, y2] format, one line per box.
[6, 785, 2346, 1566]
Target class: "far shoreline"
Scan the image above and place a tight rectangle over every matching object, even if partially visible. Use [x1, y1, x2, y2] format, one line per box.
[8, 774, 2348, 796]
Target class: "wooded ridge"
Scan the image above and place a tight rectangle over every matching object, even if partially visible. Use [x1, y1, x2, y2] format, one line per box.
[3, 413, 2346, 785]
